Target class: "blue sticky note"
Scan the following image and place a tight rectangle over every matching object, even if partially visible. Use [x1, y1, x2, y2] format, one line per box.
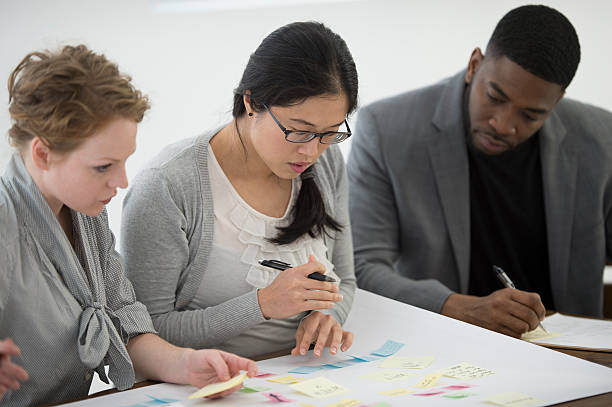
[146, 396, 178, 405]
[322, 361, 353, 369]
[322, 363, 346, 369]
[349, 354, 380, 362]
[288, 365, 324, 374]
[321, 363, 343, 369]
[370, 340, 405, 357]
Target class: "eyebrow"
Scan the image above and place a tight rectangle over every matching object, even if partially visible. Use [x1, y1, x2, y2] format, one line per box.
[489, 82, 550, 114]
[97, 152, 136, 162]
[288, 117, 346, 130]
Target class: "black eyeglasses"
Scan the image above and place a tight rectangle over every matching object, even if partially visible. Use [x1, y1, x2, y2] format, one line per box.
[263, 103, 351, 144]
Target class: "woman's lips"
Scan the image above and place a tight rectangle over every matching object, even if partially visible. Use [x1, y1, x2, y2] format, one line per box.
[101, 193, 116, 205]
[289, 162, 310, 173]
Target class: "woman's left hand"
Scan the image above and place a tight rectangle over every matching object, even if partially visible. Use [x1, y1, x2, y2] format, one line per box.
[182, 349, 258, 398]
[291, 311, 354, 357]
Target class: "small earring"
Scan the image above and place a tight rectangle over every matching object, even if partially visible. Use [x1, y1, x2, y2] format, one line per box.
[248, 112, 253, 117]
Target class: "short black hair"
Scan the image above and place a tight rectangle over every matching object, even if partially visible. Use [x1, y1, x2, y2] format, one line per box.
[485, 4, 580, 89]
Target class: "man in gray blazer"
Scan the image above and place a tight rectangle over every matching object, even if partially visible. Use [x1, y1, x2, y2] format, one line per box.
[348, 5, 612, 338]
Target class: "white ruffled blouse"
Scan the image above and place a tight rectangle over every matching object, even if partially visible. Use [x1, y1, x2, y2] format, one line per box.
[188, 144, 339, 356]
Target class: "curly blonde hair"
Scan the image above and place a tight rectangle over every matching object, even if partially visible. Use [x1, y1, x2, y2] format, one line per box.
[8, 44, 150, 152]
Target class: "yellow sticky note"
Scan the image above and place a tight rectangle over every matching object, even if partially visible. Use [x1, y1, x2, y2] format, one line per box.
[299, 403, 318, 407]
[485, 392, 544, 407]
[413, 372, 443, 388]
[325, 399, 361, 407]
[188, 372, 247, 399]
[361, 370, 418, 382]
[290, 376, 350, 399]
[380, 388, 415, 396]
[379, 356, 434, 369]
[521, 326, 561, 342]
[441, 362, 494, 380]
[267, 375, 304, 384]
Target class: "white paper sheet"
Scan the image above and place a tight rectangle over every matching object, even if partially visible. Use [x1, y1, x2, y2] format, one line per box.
[523, 312, 612, 351]
[63, 289, 612, 407]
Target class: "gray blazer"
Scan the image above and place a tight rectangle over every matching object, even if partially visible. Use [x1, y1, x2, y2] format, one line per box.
[348, 70, 612, 317]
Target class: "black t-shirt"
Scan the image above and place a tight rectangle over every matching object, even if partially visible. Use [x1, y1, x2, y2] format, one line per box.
[466, 133, 554, 309]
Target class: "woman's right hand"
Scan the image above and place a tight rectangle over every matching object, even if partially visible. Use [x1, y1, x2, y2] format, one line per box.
[0, 338, 29, 399]
[257, 255, 342, 319]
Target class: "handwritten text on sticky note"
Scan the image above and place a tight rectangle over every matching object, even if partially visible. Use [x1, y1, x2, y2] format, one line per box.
[485, 392, 544, 407]
[361, 370, 418, 382]
[441, 362, 494, 380]
[290, 377, 350, 399]
[379, 356, 434, 369]
[413, 372, 443, 388]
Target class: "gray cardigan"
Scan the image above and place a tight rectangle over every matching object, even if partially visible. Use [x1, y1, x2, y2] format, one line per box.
[121, 129, 356, 349]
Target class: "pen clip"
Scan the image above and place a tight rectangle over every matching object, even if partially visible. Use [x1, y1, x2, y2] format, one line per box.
[492, 265, 516, 289]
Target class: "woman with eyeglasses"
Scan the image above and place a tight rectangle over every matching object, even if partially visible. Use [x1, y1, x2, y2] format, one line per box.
[121, 21, 357, 358]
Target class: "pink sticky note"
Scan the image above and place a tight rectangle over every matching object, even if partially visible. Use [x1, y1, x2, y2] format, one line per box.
[414, 390, 445, 396]
[263, 392, 293, 403]
[255, 373, 276, 378]
[442, 384, 473, 391]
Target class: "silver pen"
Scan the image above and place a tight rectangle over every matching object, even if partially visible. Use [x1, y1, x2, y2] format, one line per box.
[492, 265, 548, 333]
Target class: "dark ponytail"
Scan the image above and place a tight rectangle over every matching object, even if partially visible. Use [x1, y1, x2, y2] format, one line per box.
[270, 165, 342, 245]
[232, 21, 358, 245]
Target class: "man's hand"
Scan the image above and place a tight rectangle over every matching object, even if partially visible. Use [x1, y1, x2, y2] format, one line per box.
[441, 289, 546, 338]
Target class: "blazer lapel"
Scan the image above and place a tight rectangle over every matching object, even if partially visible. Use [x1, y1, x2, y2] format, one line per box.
[539, 111, 576, 304]
[428, 71, 471, 292]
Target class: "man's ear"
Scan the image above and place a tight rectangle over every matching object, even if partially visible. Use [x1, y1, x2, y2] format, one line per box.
[30, 137, 52, 170]
[465, 47, 484, 84]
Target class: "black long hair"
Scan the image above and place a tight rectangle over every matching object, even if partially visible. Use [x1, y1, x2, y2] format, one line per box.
[232, 21, 358, 245]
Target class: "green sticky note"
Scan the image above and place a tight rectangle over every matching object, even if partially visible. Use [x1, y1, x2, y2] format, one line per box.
[443, 391, 476, 399]
[239, 385, 270, 393]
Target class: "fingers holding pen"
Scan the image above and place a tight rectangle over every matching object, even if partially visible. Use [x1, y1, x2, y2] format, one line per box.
[511, 290, 546, 323]
[257, 257, 341, 319]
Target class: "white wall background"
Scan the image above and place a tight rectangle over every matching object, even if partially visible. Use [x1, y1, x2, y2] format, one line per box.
[1, 0, 611, 245]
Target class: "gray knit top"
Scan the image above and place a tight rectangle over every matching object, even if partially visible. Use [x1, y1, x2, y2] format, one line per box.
[0, 154, 155, 407]
[120, 129, 356, 355]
